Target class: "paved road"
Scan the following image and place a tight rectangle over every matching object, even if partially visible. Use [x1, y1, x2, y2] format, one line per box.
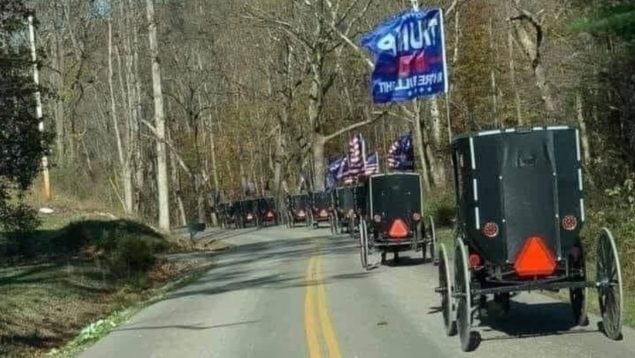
[82, 226, 635, 358]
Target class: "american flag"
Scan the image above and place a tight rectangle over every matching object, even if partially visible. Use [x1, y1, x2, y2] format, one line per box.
[348, 133, 366, 176]
[364, 152, 380, 175]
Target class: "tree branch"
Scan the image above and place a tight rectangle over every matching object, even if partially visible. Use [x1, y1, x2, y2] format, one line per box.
[141, 120, 194, 178]
[323, 109, 387, 142]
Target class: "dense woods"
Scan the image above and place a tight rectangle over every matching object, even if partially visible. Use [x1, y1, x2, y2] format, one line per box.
[4, 0, 633, 230]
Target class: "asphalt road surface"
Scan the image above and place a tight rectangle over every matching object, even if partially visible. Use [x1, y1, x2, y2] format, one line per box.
[82, 226, 635, 358]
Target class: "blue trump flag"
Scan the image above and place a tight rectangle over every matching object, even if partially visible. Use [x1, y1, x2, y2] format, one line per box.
[388, 132, 415, 171]
[361, 8, 448, 104]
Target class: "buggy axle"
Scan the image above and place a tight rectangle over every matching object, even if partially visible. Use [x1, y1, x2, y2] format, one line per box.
[469, 280, 589, 296]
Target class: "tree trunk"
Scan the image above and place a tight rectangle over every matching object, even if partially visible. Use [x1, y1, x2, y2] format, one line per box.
[51, 32, 65, 160]
[108, 20, 133, 214]
[146, 0, 170, 230]
[428, 99, 447, 189]
[508, 29, 523, 125]
[412, 102, 431, 191]
[576, 92, 592, 164]
[510, 10, 557, 120]
[312, 135, 326, 191]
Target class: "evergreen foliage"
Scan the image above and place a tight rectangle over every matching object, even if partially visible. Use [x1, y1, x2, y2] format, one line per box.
[0, 0, 50, 231]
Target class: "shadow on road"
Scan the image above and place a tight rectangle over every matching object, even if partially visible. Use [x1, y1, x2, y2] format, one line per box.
[114, 320, 260, 332]
[161, 232, 366, 301]
[477, 301, 599, 341]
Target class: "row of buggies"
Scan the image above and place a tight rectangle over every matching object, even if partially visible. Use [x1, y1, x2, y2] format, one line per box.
[217, 197, 279, 229]
[341, 127, 624, 351]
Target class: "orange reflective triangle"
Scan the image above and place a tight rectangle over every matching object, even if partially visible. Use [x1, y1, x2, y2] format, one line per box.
[388, 219, 409, 238]
[514, 236, 556, 277]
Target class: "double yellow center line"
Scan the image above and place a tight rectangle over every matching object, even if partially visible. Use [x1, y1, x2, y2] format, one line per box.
[304, 255, 342, 358]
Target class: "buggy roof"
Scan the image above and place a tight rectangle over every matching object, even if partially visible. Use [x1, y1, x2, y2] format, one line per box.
[451, 125, 575, 144]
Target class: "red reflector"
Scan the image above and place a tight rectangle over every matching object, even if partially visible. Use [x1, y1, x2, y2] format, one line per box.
[562, 215, 577, 231]
[320, 209, 328, 217]
[514, 236, 557, 277]
[388, 219, 409, 238]
[469, 254, 481, 268]
[266, 212, 274, 218]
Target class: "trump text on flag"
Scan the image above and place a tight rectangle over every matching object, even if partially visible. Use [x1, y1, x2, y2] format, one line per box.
[361, 9, 448, 104]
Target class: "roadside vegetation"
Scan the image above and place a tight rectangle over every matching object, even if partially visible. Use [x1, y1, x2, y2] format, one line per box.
[0, 194, 223, 357]
[1, 0, 634, 355]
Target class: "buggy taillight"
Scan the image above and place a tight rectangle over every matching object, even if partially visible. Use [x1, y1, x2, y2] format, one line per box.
[412, 212, 421, 222]
[482, 222, 499, 238]
[562, 215, 577, 231]
[373, 214, 382, 223]
[469, 253, 482, 268]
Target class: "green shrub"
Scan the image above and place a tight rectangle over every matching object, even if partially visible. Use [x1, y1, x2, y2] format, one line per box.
[105, 234, 156, 278]
[424, 190, 456, 228]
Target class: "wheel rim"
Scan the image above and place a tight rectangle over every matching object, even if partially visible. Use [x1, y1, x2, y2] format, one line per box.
[596, 228, 623, 340]
[570, 287, 587, 325]
[455, 240, 472, 349]
[438, 244, 456, 336]
[359, 220, 367, 269]
[362, 220, 369, 270]
[429, 216, 437, 264]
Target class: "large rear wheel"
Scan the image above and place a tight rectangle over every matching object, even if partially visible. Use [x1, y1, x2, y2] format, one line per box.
[428, 216, 438, 265]
[359, 219, 369, 270]
[596, 228, 623, 340]
[455, 240, 480, 352]
[438, 243, 456, 336]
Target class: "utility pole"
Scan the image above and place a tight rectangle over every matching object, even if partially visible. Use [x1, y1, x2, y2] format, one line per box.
[28, 14, 51, 201]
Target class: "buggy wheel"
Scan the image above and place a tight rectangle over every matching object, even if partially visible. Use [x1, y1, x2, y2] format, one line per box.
[329, 216, 335, 235]
[596, 228, 623, 340]
[359, 220, 369, 270]
[570, 287, 588, 326]
[428, 216, 438, 265]
[455, 240, 480, 352]
[438, 243, 457, 336]
[348, 219, 355, 238]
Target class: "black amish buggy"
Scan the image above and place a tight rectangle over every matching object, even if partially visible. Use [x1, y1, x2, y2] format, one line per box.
[333, 185, 367, 237]
[437, 126, 624, 351]
[235, 199, 260, 228]
[227, 201, 244, 229]
[358, 173, 437, 270]
[286, 193, 311, 228]
[257, 197, 278, 226]
[217, 202, 231, 228]
[310, 191, 334, 229]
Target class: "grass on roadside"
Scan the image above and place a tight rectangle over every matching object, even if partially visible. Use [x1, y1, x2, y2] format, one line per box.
[0, 211, 219, 357]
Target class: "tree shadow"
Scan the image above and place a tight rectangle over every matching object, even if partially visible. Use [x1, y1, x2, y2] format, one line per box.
[478, 300, 598, 340]
[115, 320, 260, 332]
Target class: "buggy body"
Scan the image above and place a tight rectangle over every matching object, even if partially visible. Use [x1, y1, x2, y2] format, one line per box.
[452, 126, 583, 274]
[358, 173, 436, 267]
[437, 126, 624, 351]
[239, 199, 260, 227]
[257, 197, 278, 225]
[287, 194, 311, 227]
[311, 191, 333, 227]
[334, 186, 356, 233]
